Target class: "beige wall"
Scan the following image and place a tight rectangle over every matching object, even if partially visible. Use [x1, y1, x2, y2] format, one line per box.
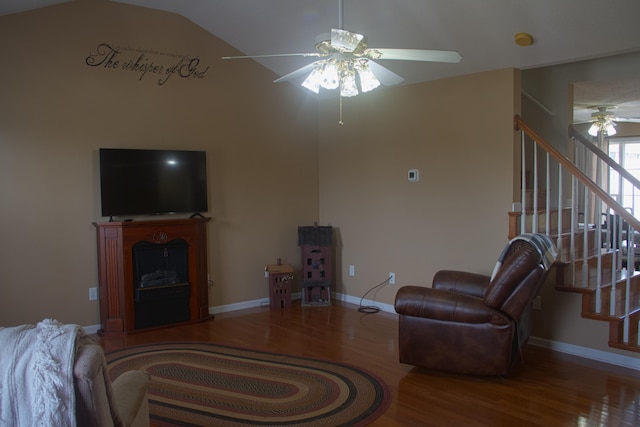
[318, 68, 518, 306]
[1, 0, 633, 363]
[0, 0, 319, 326]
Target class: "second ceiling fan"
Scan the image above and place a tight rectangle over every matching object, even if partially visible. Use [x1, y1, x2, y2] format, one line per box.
[575, 105, 640, 136]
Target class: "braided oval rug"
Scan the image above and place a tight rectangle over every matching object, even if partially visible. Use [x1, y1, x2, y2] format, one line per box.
[106, 342, 390, 426]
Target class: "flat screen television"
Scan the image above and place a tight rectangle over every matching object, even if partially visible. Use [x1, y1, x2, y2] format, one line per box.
[99, 148, 208, 217]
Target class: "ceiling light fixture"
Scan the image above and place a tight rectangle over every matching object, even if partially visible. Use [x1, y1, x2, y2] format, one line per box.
[588, 118, 617, 136]
[587, 107, 618, 136]
[296, 30, 388, 124]
[222, 0, 462, 124]
[300, 56, 380, 98]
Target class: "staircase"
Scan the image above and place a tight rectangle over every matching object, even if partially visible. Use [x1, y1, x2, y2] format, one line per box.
[513, 116, 640, 353]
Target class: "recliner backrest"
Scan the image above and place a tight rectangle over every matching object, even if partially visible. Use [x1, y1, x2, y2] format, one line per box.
[484, 240, 545, 320]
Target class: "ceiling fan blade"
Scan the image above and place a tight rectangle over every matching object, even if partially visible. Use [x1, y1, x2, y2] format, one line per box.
[614, 117, 640, 123]
[273, 62, 321, 83]
[222, 52, 322, 60]
[374, 48, 462, 63]
[367, 61, 405, 86]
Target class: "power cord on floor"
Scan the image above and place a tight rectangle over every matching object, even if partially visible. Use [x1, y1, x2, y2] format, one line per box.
[357, 276, 392, 314]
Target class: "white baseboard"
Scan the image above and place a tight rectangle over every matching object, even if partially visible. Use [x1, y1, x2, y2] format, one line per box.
[89, 291, 639, 372]
[209, 292, 303, 314]
[527, 336, 640, 371]
[209, 297, 269, 314]
[331, 291, 396, 314]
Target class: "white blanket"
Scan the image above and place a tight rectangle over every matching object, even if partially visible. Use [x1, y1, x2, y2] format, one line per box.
[0, 319, 82, 427]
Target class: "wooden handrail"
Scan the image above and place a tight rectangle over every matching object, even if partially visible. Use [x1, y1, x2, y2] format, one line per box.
[514, 115, 640, 231]
[568, 124, 640, 191]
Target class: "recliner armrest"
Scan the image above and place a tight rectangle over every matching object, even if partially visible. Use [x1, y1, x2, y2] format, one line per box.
[432, 270, 490, 298]
[394, 285, 496, 323]
[112, 370, 150, 427]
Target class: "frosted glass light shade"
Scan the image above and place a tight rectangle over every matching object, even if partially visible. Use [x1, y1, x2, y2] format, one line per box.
[320, 62, 339, 90]
[605, 123, 617, 136]
[357, 62, 380, 93]
[340, 70, 359, 97]
[299, 58, 382, 97]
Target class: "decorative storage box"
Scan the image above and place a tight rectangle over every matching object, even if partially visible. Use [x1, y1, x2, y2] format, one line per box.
[298, 225, 333, 306]
[265, 260, 294, 309]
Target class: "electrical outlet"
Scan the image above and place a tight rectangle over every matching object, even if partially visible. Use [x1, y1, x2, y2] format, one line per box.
[389, 272, 395, 285]
[89, 287, 98, 301]
[349, 265, 355, 276]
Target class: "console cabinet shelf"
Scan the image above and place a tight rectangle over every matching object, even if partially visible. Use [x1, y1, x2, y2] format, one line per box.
[93, 217, 211, 334]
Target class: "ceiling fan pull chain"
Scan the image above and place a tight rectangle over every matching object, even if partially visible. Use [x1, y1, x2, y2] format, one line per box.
[339, 94, 344, 125]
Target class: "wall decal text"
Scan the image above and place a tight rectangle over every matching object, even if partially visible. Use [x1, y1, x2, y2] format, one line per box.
[86, 43, 210, 85]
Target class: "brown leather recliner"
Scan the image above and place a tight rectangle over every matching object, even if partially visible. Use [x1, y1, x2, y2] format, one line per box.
[394, 234, 556, 376]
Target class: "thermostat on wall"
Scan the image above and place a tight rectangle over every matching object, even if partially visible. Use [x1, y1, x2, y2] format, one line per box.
[408, 169, 419, 182]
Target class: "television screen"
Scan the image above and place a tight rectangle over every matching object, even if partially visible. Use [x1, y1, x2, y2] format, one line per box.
[99, 148, 208, 217]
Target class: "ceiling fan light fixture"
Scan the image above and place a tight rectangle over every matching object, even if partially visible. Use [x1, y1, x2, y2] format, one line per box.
[588, 117, 617, 136]
[299, 58, 381, 97]
[356, 61, 380, 93]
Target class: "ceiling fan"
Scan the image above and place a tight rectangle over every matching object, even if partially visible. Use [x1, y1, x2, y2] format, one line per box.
[575, 105, 640, 136]
[221, 0, 462, 102]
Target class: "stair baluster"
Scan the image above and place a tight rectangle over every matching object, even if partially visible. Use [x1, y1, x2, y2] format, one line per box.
[513, 116, 640, 352]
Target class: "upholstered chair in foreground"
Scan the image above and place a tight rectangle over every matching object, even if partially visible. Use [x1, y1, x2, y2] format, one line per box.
[74, 335, 150, 427]
[394, 234, 556, 376]
[0, 321, 149, 427]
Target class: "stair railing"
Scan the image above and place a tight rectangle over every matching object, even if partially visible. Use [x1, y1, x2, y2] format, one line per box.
[568, 125, 640, 192]
[514, 115, 640, 346]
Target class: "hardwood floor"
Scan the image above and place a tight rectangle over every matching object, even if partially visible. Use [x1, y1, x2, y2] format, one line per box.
[96, 300, 640, 426]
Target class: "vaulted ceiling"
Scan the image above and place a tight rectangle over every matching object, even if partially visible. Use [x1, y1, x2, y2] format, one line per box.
[3, 0, 640, 120]
[4, 0, 640, 85]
